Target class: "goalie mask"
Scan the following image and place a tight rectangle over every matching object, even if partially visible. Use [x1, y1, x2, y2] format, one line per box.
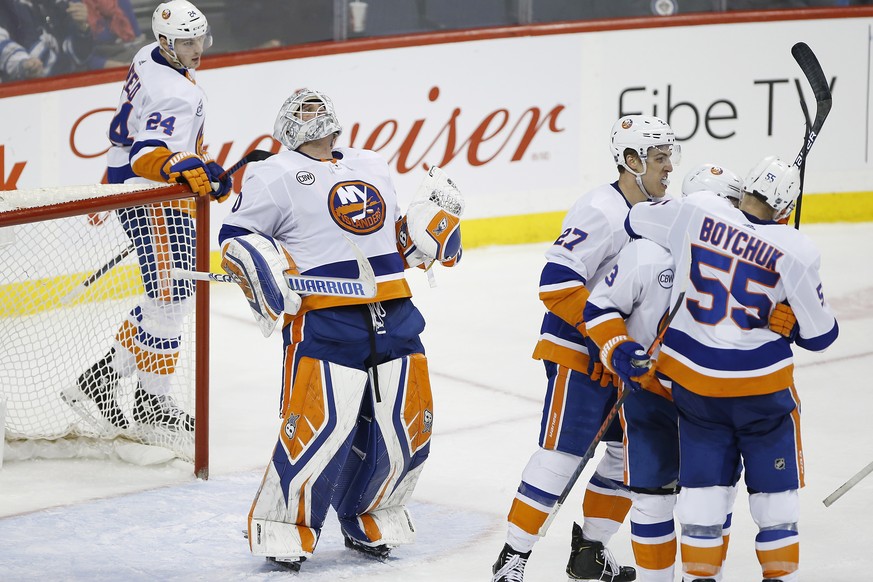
[610, 115, 680, 176]
[152, 1, 212, 68]
[682, 163, 743, 206]
[273, 89, 343, 151]
[743, 155, 801, 221]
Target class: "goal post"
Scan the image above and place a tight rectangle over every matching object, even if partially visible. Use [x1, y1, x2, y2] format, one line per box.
[0, 183, 211, 478]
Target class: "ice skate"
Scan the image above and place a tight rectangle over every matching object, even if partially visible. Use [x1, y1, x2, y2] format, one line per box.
[266, 556, 305, 572]
[566, 522, 636, 581]
[343, 532, 391, 560]
[492, 543, 530, 581]
[132, 386, 194, 431]
[63, 349, 128, 429]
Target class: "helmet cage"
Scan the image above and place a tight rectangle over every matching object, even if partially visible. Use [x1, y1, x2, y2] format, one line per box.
[153, 1, 212, 66]
[273, 89, 343, 151]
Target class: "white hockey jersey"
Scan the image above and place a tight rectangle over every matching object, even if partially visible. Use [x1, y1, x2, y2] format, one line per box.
[626, 191, 839, 397]
[533, 182, 633, 372]
[584, 238, 674, 356]
[106, 42, 208, 187]
[221, 147, 411, 315]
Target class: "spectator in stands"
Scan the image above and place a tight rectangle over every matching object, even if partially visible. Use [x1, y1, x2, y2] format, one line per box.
[0, 25, 44, 81]
[0, 0, 93, 79]
[84, 0, 147, 69]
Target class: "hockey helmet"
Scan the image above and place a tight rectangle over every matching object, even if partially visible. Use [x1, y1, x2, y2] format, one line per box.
[152, 1, 212, 63]
[610, 115, 681, 175]
[742, 155, 801, 220]
[273, 88, 343, 151]
[682, 163, 743, 205]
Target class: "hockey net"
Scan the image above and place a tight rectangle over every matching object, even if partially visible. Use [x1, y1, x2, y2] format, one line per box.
[0, 183, 210, 477]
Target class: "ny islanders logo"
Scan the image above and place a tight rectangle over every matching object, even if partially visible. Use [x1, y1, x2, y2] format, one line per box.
[328, 181, 385, 234]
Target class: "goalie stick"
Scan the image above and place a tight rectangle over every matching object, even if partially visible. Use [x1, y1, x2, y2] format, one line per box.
[173, 237, 378, 299]
[59, 150, 277, 304]
[822, 459, 873, 507]
[790, 42, 833, 230]
[540, 234, 692, 536]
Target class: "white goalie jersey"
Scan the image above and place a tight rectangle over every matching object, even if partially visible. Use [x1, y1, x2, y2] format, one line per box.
[222, 147, 411, 315]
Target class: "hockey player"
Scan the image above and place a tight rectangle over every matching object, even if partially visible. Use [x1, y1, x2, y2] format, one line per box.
[580, 162, 747, 582]
[218, 88, 462, 571]
[69, 1, 230, 432]
[682, 163, 742, 208]
[492, 115, 679, 582]
[624, 155, 839, 582]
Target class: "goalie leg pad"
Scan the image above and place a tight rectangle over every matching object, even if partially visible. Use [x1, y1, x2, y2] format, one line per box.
[340, 505, 417, 549]
[334, 355, 432, 547]
[221, 234, 302, 337]
[249, 358, 367, 558]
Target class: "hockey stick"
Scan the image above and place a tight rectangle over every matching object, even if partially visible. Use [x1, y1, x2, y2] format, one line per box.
[60, 242, 136, 304]
[539, 234, 692, 536]
[791, 42, 833, 230]
[173, 237, 378, 299]
[218, 148, 275, 179]
[59, 150, 277, 304]
[822, 460, 873, 507]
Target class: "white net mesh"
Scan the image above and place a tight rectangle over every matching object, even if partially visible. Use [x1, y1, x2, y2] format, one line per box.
[0, 185, 199, 464]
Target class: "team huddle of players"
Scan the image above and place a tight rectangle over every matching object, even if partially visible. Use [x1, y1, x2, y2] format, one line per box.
[73, 0, 838, 579]
[491, 115, 838, 582]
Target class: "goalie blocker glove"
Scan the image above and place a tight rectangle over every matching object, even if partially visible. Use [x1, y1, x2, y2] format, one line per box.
[221, 233, 302, 337]
[399, 165, 464, 268]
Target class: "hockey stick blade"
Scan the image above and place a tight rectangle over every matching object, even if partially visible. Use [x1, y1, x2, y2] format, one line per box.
[792, 43, 832, 162]
[792, 43, 833, 128]
[174, 268, 376, 299]
[822, 459, 873, 507]
[285, 237, 376, 298]
[791, 42, 833, 229]
[173, 237, 377, 299]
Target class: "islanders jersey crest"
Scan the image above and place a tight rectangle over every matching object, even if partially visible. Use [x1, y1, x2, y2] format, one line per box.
[328, 181, 385, 235]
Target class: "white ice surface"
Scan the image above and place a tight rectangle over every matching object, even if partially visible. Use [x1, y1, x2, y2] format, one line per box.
[1, 223, 871, 581]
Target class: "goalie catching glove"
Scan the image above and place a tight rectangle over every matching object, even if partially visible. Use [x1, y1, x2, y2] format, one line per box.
[161, 151, 232, 202]
[221, 234, 302, 337]
[398, 165, 464, 268]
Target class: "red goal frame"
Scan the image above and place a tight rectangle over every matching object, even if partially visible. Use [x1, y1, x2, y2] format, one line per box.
[0, 185, 211, 478]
